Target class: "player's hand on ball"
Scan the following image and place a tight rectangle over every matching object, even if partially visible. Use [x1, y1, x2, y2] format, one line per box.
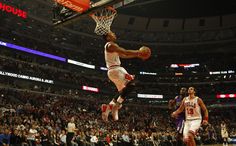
[138, 46, 151, 60]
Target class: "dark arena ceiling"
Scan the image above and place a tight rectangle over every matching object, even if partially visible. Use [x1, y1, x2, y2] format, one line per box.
[119, 0, 236, 18]
[1, 0, 236, 54]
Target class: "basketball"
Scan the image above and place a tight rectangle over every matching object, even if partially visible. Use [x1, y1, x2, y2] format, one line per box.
[139, 46, 151, 60]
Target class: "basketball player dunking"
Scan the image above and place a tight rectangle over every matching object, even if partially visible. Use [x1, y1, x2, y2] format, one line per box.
[169, 87, 187, 146]
[171, 87, 209, 146]
[101, 31, 150, 122]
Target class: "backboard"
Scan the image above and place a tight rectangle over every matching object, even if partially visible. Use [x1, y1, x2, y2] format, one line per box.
[53, 0, 135, 28]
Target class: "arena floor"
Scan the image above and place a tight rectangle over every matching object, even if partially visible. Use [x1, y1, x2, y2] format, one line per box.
[202, 144, 234, 146]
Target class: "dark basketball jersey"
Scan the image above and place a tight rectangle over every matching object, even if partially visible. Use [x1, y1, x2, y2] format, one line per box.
[175, 96, 182, 108]
[175, 96, 185, 119]
[175, 96, 185, 133]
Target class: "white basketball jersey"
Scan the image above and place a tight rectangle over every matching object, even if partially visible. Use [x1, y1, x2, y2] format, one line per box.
[184, 96, 202, 120]
[104, 42, 121, 68]
[221, 123, 229, 138]
[221, 123, 227, 132]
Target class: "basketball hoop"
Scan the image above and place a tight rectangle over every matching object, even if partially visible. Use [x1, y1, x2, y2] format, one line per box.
[90, 6, 117, 35]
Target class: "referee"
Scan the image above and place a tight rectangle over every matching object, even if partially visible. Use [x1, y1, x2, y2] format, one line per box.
[66, 117, 77, 146]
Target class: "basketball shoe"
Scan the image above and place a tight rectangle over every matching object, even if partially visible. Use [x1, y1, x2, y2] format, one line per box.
[101, 104, 113, 122]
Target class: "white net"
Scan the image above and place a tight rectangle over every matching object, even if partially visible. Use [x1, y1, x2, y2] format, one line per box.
[90, 7, 117, 35]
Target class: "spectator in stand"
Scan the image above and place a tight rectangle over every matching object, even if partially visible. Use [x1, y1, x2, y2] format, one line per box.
[221, 121, 229, 146]
[27, 124, 38, 146]
[0, 128, 10, 146]
[40, 128, 51, 146]
[59, 130, 66, 146]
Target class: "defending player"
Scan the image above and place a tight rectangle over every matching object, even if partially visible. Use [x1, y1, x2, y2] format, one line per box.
[169, 87, 187, 146]
[171, 87, 208, 146]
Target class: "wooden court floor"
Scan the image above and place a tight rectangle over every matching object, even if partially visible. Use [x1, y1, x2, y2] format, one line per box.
[201, 144, 234, 146]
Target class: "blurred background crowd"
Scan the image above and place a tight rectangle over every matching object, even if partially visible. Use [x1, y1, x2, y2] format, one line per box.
[0, 88, 236, 146]
[1, 0, 236, 145]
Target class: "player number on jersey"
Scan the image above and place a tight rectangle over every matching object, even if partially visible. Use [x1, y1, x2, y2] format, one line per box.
[187, 108, 194, 115]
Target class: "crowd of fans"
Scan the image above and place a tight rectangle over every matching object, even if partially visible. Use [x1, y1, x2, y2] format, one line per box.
[1, 22, 236, 74]
[1, 38, 236, 102]
[0, 87, 236, 146]
[1, 50, 236, 101]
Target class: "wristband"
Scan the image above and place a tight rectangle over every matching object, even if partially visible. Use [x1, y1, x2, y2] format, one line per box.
[137, 51, 142, 57]
[204, 116, 208, 121]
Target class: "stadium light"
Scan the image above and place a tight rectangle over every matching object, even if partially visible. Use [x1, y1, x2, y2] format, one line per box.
[82, 86, 99, 93]
[68, 59, 95, 69]
[0, 40, 66, 62]
[137, 94, 163, 99]
[216, 94, 236, 98]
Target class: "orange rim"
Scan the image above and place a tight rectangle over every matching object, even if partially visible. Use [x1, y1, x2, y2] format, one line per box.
[89, 6, 117, 18]
[106, 6, 116, 12]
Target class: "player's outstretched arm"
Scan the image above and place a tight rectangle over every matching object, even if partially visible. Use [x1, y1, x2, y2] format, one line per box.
[198, 98, 208, 125]
[171, 98, 185, 118]
[106, 42, 142, 59]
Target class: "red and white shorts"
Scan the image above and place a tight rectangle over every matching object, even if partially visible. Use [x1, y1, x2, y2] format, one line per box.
[107, 66, 134, 91]
[221, 130, 229, 138]
[183, 119, 201, 140]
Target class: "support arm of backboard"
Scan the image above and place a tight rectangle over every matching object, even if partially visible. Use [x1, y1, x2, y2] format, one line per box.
[53, 0, 126, 28]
